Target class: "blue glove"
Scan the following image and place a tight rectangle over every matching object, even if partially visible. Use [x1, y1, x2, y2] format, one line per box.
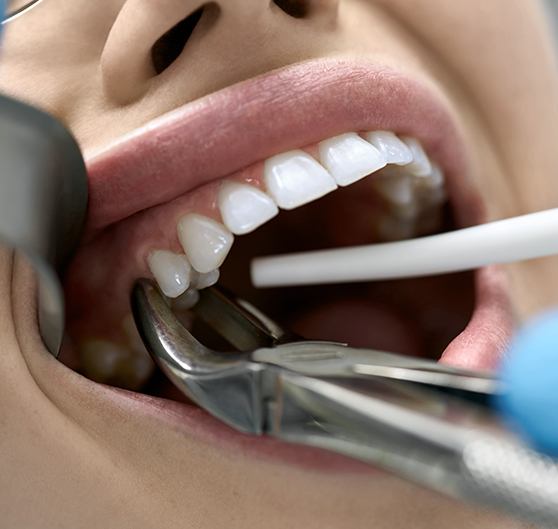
[0, 0, 5, 32]
[497, 310, 558, 457]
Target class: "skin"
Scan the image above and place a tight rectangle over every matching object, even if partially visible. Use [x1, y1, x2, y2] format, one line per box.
[1, 1, 558, 527]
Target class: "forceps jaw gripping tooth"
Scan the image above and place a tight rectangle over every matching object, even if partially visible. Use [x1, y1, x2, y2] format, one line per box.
[132, 279, 558, 527]
[132, 279, 267, 433]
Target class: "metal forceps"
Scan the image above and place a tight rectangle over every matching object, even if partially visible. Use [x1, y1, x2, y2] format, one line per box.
[131, 279, 558, 527]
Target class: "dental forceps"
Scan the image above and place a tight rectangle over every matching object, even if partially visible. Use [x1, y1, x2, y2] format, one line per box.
[131, 279, 558, 528]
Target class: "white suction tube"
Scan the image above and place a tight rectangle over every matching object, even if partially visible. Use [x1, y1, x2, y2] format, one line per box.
[251, 208, 558, 287]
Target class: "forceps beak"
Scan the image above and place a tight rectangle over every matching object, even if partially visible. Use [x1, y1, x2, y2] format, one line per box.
[131, 279, 267, 433]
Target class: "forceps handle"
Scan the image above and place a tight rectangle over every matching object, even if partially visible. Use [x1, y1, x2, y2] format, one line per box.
[269, 373, 558, 528]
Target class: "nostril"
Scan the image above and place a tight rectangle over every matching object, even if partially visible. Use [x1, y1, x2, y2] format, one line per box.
[151, 4, 213, 75]
[271, 0, 311, 19]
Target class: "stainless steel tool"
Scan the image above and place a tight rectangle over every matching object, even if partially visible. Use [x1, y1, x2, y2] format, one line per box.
[0, 95, 88, 354]
[132, 278, 558, 528]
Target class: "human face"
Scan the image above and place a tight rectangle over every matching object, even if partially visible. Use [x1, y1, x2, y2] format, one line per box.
[1, 1, 557, 527]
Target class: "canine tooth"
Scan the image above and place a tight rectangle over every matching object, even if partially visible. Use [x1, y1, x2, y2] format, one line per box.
[218, 181, 278, 235]
[173, 288, 200, 310]
[79, 339, 154, 390]
[264, 150, 337, 210]
[192, 269, 220, 289]
[364, 131, 413, 166]
[148, 250, 192, 298]
[402, 137, 432, 176]
[178, 214, 234, 273]
[318, 133, 386, 186]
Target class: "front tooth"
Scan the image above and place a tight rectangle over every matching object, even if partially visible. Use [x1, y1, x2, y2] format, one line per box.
[192, 269, 220, 289]
[264, 150, 337, 210]
[364, 131, 413, 166]
[318, 133, 386, 187]
[402, 137, 432, 176]
[218, 181, 278, 235]
[178, 214, 234, 273]
[147, 250, 192, 298]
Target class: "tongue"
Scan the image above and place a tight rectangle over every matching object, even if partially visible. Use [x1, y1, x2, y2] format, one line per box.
[288, 298, 423, 357]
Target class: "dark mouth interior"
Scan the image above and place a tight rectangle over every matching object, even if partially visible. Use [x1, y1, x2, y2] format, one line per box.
[61, 170, 475, 400]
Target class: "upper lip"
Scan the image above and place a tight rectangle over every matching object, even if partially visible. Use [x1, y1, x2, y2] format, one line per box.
[85, 57, 477, 236]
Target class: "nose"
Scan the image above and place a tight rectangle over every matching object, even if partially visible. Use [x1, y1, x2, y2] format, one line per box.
[101, 0, 340, 104]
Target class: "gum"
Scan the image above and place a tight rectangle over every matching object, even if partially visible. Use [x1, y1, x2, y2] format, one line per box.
[66, 151, 302, 346]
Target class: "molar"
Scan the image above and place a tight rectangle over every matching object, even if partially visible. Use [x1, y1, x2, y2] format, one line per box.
[178, 214, 234, 273]
[377, 215, 416, 241]
[264, 150, 337, 209]
[79, 339, 154, 390]
[364, 131, 413, 166]
[148, 249, 192, 298]
[373, 170, 415, 207]
[318, 132, 386, 186]
[414, 163, 445, 188]
[218, 181, 278, 235]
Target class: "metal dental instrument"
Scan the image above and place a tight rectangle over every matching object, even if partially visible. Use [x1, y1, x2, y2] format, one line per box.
[251, 208, 558, 287]
[0, 95, 88, 355]
[132, 279, 558, 528]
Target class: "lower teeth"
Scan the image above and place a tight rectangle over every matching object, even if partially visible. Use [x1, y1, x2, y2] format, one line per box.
[78, 338, 155, 390]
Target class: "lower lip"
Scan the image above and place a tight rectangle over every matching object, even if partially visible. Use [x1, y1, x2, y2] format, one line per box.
[104, 383, 379, 474]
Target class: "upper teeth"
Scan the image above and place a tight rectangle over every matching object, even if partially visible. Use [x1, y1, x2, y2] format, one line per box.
[148, 130, 446, 300]
[218, 181, 279, 234]
[318, 132, 386, 187]
[364, 131, 413, 166]
[264, 150, 337, 209]
[177, 213, 234, 273]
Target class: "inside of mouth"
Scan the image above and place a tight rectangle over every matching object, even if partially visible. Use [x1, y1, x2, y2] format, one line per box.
[218, 181, 474, 358]
[60, 135, 475, 401]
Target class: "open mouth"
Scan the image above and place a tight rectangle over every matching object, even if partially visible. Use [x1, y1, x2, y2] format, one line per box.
[60, 58, 514, 456]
